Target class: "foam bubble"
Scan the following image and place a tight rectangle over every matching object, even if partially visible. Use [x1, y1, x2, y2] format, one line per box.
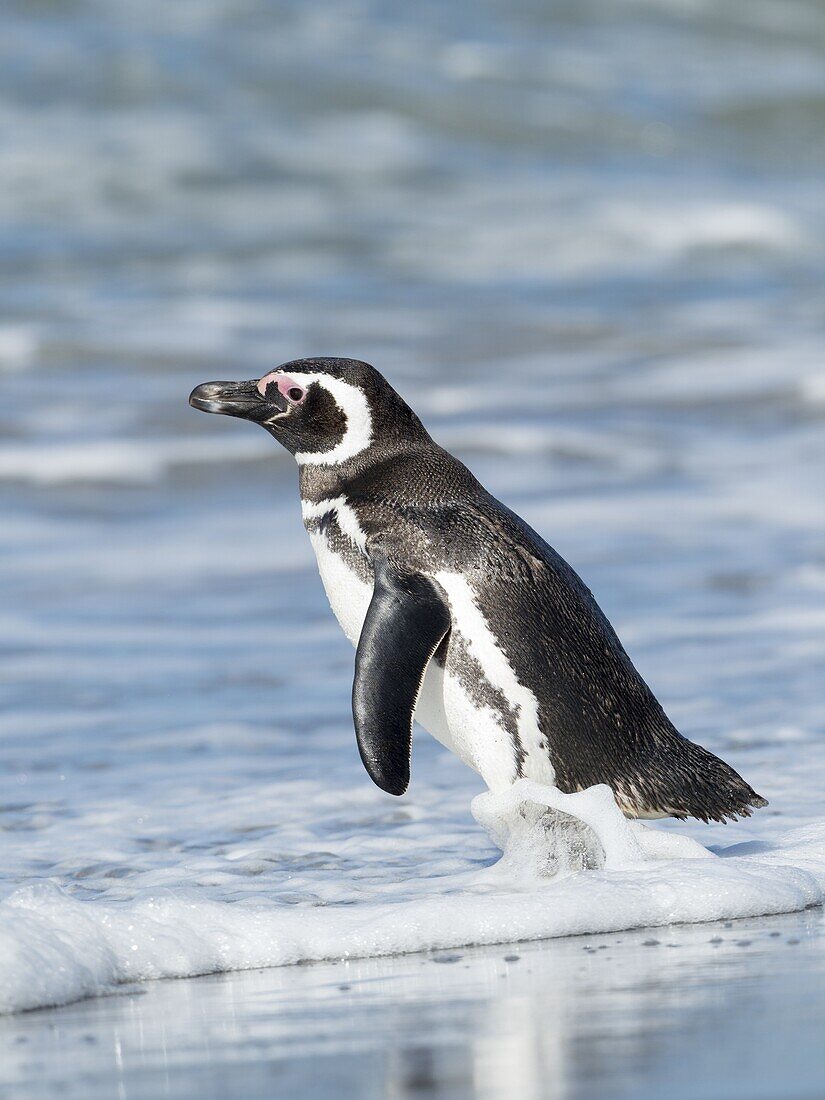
[2, 782, 824, 1017]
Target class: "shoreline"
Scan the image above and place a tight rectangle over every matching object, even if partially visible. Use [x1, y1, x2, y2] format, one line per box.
[3, 906, 823, 1100]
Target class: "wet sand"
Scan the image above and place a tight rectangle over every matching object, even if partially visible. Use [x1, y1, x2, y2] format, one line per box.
[2, 907, 823, 1100]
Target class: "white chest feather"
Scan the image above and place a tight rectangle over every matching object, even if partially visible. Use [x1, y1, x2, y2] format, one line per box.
[302, 497, 372, 645]
[307, 532, 372, 645]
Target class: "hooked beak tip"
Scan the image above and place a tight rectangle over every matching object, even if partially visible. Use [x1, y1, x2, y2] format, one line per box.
[189, 383, 221, 412]
[189, 380, 264, 418]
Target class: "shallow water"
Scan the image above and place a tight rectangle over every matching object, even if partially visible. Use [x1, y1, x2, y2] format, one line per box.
[2, 0, 825, 1023]
[2, 909, 825, 1100]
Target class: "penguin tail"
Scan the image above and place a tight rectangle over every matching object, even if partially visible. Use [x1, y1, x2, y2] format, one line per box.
[615, 735, 768, 825]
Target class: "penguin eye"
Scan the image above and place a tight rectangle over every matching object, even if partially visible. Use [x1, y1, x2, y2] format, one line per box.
[269, 374, 309, 406]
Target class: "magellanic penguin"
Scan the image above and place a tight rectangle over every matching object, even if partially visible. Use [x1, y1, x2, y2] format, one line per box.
[190, 358, 767, 824]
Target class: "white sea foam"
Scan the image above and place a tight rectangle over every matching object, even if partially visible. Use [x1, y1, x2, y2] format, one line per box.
[0, 326, 38, 371]
[389, 185, 807, 282]
[0, 435, 272, 485]
[2, 782, 824, 1016]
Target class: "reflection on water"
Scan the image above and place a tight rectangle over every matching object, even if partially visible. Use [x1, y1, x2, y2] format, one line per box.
[1, 909, 824, 1100]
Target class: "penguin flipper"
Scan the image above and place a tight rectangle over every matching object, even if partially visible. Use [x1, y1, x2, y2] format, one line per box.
[353, 556, 450, 796]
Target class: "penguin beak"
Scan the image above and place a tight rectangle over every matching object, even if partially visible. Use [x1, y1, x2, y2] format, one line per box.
[189, 379, 279, 422]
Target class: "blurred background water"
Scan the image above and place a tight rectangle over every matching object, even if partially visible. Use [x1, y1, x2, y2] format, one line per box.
[1, 0, 825, 1089]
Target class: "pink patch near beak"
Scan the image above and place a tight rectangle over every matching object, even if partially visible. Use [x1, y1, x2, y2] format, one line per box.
[257, 372, 304, 400]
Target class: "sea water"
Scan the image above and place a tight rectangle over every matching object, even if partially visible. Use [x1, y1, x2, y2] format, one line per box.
[1, 0, 825, 1016]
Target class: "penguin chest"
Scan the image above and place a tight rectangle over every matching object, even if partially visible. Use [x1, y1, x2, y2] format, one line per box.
[302, 496, 373, 645]
[302, 503, 553, 792]
[306, 528, 373, 645]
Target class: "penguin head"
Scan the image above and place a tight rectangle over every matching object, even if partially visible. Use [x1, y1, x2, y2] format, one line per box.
[189, 357, 425, 467]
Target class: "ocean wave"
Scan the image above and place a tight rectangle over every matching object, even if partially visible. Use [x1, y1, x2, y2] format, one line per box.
[2, 782, 824, 1016]
[0, 434, 273, 485]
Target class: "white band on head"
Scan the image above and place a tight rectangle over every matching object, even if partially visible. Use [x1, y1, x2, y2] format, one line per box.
[284, 372, 373, 466]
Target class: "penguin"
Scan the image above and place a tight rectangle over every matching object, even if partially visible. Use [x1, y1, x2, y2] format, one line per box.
[189, 357, 767, 823]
